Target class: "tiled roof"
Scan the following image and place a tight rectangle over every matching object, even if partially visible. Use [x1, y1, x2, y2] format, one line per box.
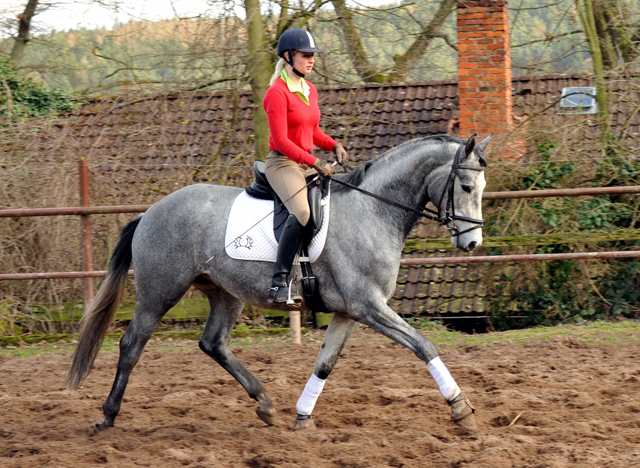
[58, 78, 460, 168]
[40, 73, 640, 317]
[394, 251, 485, 316]
[55, 72, 640, 170]
[318, 80, 459, 161]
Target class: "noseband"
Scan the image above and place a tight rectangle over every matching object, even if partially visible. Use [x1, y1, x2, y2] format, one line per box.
[329, 141, 485, 237]
[437, 144, 485, 238]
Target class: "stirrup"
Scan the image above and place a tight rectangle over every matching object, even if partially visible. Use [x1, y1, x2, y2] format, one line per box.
[286, 279, 303, 308]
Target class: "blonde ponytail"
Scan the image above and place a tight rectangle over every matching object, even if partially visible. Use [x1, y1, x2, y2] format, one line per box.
[269, 58, 287, 86]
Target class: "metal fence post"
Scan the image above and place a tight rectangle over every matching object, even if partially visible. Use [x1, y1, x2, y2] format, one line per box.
[79, 159, 95, 309]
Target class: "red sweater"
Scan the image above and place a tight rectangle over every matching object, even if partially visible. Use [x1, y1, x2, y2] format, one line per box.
[263, 78, 337, 167]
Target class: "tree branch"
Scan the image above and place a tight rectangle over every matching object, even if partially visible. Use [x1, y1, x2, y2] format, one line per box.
[332, 0, 456, 83]
[510, 0, 569, 10]
[389, 0, 456, 81]
[280, 0, 330, 35]
[512, 30, 584, 48]
[92, 47, 129, 68]
[332, 0, 389, 83]
[103, 75, 246, 115]
[435, 33, 458, 52]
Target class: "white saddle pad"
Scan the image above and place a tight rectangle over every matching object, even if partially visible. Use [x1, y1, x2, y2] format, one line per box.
[224, 187, 331, 263]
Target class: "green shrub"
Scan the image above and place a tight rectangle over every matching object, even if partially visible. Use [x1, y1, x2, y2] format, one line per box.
[0, 56, 78, 121]
[485, 140, 640, 329]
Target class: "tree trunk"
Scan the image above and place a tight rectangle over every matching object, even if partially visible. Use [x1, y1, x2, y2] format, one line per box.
[576, 0, 611, 139]
[244, 0, 273, 161]
[276, 0, 290, 40]
[591, 0, 639, 67]
[10, 0, 39, 65]
[591, 0, 618, 69]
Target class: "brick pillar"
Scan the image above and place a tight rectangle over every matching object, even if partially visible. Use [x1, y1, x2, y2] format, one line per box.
[457, 0, 517, 156]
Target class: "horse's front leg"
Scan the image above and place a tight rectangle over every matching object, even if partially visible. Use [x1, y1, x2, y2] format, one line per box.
[293, 313, 358, 430]
[356, 299, 477, 431]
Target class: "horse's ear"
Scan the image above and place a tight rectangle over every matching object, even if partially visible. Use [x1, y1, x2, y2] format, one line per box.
[462, 134, 477, 161]
[477, 133, 493, 152]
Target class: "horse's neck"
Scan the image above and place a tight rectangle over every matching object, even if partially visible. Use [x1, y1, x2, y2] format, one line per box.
[360, 148, 449, 238]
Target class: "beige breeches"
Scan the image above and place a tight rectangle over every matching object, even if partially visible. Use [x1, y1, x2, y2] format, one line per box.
[264, 151, 316, 226]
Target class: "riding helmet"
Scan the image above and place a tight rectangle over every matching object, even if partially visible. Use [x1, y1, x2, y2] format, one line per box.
[277, 28, 323, 69]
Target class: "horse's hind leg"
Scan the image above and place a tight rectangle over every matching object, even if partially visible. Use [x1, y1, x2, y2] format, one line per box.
[356, 301, 477, 431]
[198, 288, 277, 426]
[293, 313, 358, 430]
[96, 296, 177, 431]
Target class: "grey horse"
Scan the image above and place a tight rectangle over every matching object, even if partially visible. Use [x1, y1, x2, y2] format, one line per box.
[67, 134, 490, 433]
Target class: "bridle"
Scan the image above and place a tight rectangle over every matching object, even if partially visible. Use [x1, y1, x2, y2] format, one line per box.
[329, 138, 485, 237]
[437, 142, 485, 237]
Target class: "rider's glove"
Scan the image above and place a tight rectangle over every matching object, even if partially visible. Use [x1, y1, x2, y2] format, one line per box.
[312, 158, 334, 178]
[333, 142, 349, 165]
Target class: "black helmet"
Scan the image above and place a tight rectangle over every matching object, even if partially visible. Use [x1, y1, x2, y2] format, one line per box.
[277, 28, 323, 72]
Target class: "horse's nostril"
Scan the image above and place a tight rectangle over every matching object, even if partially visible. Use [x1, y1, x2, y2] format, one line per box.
[467, 241, 477, 251]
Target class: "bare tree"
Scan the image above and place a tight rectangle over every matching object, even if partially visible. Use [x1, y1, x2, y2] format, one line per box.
[332, 0, 456, 83]
[10, 0, 39, 64]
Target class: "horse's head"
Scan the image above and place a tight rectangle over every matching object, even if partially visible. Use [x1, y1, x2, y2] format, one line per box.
[428, 134, 490, 253]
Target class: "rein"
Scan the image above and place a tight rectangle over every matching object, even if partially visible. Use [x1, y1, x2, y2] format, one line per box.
[330, 141, 485, 237]
[330, 174, 442, 222]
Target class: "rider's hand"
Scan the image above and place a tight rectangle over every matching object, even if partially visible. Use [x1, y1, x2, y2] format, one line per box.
[312, 158, 334, 178]
[333, 143, 349, 165]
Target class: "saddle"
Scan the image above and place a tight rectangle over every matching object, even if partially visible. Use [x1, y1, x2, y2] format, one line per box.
[245, 161, 329, 314]
[245, 161, 326, 244]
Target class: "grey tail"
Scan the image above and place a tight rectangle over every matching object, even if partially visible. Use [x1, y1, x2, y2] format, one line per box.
[66, 215, 142, 389]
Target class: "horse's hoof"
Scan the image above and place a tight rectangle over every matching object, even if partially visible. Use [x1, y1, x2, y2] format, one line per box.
[256, 406, 277, 426]
[292, 415, 316, 431]
[93, 420, 111, 434]
[449, 394, 478, 431]
[453, 412, 478, 431]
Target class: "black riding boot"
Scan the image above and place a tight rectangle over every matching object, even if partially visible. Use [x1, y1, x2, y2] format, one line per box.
[268, 214, 304, 306]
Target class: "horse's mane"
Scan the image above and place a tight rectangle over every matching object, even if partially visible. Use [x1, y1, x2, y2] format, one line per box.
[331, 160, 373, 191]
[332, 135, 487, 192]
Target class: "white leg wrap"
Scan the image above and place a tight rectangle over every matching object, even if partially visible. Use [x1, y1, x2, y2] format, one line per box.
[428, 356, 461, 401]
[296, 373, 326, 416]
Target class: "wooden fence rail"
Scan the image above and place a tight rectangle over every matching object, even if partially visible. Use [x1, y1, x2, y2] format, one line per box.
[399, 250, 640, 266]
[3, 185, 640, 219]
[2, 167, 639, 288]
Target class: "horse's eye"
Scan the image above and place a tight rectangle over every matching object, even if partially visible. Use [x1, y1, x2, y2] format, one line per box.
[461, 185, 473, 193]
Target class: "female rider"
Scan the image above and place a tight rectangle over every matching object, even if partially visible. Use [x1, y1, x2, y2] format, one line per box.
[264, 28, 349, 306]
